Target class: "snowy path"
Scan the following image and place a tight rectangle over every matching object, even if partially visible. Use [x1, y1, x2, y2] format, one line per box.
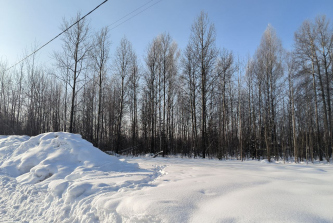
[0, 133, 332, 222]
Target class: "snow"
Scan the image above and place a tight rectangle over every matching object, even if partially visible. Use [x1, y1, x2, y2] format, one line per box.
[1, 132, 333, 222]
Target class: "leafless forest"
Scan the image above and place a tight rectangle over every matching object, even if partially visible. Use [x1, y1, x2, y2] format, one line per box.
[1, 12, 333, 162]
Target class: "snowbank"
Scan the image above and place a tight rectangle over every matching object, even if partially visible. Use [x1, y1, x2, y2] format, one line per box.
[1, 132, 140, 184]
[0, 132, 162, 222]
[1, 132, 333, 222]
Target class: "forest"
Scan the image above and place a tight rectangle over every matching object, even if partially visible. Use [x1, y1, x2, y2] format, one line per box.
[1, 11, 332, 163]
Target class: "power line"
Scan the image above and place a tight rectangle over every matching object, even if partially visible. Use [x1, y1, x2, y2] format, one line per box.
[108, 0, 163, 31]
[5, 0, 164, 71]
[6, 0, 109, 71]
[107, 0, 154, 28]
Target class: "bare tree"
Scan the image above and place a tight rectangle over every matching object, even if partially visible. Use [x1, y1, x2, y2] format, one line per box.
[286, 52, 299, 162]
[188, 11, 218, 158]
[144, 36, 162, 153]
[54, 13, 91, 133]
[114, 37, 134, 153]
[254, 25, 284, 162]
[128, 51, 140, 151]
[91, 27, 110, 147]
[215, 49, 234, 159]
[181, 44, 199, 156]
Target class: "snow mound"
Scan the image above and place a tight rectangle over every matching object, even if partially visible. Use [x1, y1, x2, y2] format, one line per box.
[0, 133, 164, 222]
[1, 132, 139, 186]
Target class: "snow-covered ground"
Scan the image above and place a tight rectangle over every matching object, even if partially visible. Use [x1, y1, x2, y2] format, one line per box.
[0, 132, 332, 223]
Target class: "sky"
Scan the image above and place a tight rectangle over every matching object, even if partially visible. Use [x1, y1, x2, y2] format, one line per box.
[1, 0, 333, 69]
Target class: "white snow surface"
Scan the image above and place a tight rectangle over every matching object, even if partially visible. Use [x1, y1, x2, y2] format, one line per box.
[0, 132, 332, 223]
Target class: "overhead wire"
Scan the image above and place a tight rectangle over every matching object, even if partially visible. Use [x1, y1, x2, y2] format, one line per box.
[6, 0, 163, 72]
[107, 0, 163, 31]
[107, 0, 154, 28]
[6, 0, 109, 71]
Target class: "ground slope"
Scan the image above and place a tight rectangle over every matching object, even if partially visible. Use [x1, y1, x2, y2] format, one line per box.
[0, 133, 332, 222]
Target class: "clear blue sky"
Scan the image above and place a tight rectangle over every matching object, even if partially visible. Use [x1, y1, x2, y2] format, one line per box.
[1, 0, 333, 68]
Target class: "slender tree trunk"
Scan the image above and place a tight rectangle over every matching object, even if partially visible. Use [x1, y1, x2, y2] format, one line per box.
[290, 71, 298, 163]
[201, 66, 206, 158]
[316, 62, 329, 161]
[312, 62, 322, 161]
[69, 59, 77, 133]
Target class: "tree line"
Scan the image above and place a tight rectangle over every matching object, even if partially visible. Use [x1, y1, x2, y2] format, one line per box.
[1, 12, 332, 162]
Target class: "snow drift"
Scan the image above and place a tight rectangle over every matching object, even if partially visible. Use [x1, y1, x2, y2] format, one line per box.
[0, 132, 333, 222]
[0, 132, 163, 222]
[1, 132, 140, 185]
